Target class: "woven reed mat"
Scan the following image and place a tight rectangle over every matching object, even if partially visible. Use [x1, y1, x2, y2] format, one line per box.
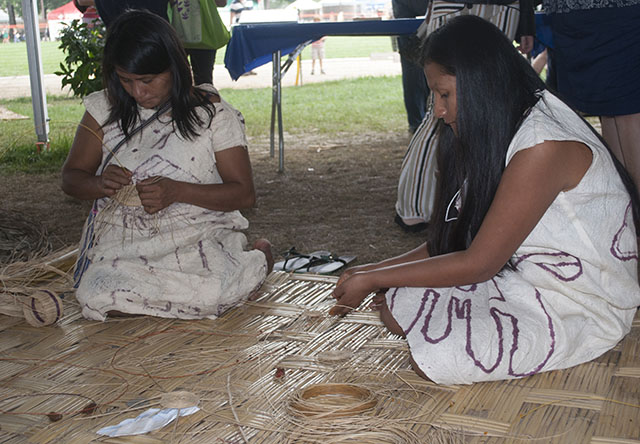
[1, 267, 639, 443]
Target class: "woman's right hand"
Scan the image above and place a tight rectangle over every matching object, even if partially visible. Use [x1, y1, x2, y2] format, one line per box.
[330, 270, 378, 316]
[99, 164, 132, 197]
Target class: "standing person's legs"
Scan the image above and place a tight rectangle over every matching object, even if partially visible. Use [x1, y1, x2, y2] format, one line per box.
[319, 46, 325, 74]
[311, 46, 318, 74]
[186, 48, 217, 86]
[549, 7, 640, 197]
[392, 0, 428, 133]
[601, 113, 640, 194]
[398, 43, 428, 133]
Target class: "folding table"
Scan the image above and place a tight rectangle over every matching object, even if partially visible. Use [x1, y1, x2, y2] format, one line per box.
[224, 18, 424, 171]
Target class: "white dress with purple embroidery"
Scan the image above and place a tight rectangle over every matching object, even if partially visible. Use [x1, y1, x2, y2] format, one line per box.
[74, 86, 267, 321]
[386, 91, 640, 385]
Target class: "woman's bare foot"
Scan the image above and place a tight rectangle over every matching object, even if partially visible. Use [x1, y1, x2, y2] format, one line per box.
[253, 238, 274, 273]
[377, 295, 406, 338]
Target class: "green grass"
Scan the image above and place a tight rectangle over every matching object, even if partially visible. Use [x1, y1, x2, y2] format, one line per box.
[0, 96, 84, 173]
[0, 36, 395, 77]
[0, 41, 66, 77]
[302, 35, 394, 60]
[225, 75, 405, 136]
[0, 75, 404, 173]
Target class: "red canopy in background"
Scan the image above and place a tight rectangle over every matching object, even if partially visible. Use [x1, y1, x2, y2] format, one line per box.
[47, 1, 81, 21]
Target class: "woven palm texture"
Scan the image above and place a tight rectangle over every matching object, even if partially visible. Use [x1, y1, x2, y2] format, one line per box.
[1, 251, 639, 444]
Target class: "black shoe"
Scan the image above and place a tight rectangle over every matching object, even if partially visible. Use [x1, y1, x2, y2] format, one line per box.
[394, 214, 428, 233]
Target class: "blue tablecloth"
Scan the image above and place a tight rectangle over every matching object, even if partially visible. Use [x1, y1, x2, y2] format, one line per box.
[224, 18, 423, 80]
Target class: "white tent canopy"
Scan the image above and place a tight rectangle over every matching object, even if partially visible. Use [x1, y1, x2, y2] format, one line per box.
[46, 1, 82, 40]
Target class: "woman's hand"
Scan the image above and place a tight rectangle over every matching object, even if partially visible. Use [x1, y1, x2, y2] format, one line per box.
[330, 271, 377, 316]
[132, 145, 256, 215]
[330, 246, 430, 316]
[99, 164, 132, 197]
[136, 176, 181, 214]
[335, 264, 370, 287]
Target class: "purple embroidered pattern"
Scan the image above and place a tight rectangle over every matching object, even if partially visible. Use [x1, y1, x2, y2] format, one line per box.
[514, 251, 583, 281]
[133, 155, 199, 184]
[611, 201, 638, 261]
[174, 0, 192, 20]
[391, 278, 557, 378]
[198, 240, 211, 271]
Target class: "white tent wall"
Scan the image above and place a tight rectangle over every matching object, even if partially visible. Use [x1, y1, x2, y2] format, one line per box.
[48, 18, 77, 40]
[47, 19, 64, 40]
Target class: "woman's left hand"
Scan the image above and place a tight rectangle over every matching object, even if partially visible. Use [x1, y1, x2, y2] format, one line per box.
[136, 176, 181, 214]
[329, 272, 377, 316]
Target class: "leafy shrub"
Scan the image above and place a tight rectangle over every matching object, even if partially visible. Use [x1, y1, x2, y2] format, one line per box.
[55, 19, 106, 97]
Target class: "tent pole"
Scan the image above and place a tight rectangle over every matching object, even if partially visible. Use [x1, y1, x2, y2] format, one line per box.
[22, 0, 50, 151]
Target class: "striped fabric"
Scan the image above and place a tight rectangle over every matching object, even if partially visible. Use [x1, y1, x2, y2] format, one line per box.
[395, 2, 520, 223]
[427, 2, 520, 39]
[395, 104, 440, 223]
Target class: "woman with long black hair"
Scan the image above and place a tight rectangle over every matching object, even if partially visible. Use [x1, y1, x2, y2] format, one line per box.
[332, 15, 640, 384]
[62, 10, 272, 321]
[395, 0, 536, 232]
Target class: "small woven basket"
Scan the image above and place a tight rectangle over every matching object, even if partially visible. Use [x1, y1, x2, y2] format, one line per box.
[289, 383, 377, 418]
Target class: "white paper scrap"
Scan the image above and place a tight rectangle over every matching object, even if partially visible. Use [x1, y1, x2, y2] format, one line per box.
[96, 406, 200, 437]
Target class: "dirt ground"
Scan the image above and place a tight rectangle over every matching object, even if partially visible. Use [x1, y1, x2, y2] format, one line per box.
[0, 130, 426, 270]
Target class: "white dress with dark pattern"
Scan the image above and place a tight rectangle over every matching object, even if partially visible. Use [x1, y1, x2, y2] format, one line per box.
[74, 85, 267, 321]
[387, 91, 640, 384]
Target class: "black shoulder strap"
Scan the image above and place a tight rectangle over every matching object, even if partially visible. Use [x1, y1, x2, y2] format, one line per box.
[98, 101, 172, 174]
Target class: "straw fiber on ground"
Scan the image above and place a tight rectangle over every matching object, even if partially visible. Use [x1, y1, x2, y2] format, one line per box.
[0, 209, 52, 264]
[1, 264, 639, 443]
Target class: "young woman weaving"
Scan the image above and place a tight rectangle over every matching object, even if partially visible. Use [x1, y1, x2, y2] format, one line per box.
[62, 10, 272, 321]
[331, 15, 640, 384]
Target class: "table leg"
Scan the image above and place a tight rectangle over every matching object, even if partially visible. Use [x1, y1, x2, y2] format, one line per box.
[270, 52, 277, 159]
[270, 50, 285, 172]
[275, 50, 284, 172]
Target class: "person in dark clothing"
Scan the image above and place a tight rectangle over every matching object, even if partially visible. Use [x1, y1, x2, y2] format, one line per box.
[392, 0, 429, 135]
[93, 0, 170, 27]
